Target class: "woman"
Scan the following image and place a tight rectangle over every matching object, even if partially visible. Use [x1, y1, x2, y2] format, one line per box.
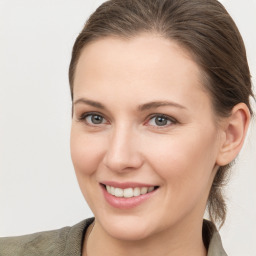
[0, 0, 254, 255]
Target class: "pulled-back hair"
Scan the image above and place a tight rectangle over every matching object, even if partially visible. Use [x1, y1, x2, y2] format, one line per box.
[69, 0, 253, 227]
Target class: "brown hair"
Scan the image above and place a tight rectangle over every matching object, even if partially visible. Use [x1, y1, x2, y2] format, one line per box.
[69, 0, 254, 227]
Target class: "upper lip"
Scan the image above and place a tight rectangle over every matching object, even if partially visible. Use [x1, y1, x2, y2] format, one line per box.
[101, 181, 158, 189]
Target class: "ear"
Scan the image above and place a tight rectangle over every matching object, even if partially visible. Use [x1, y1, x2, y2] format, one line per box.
[216, 103, 251, 166]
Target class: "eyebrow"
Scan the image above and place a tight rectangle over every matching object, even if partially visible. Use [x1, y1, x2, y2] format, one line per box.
[73, 98, 187, 111]
[73, 98, 105, 109]
[138, 101, 187, 111]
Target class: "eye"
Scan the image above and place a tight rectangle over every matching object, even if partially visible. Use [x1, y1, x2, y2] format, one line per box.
[79, 113, 108, 126]
[147, 114, 176, 127]
[87, 114, 105, 124]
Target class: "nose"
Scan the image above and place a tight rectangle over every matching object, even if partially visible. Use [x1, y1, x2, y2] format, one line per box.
[102, 125, 144, 173]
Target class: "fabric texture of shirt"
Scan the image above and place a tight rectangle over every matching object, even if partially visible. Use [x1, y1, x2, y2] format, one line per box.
[0, 218, 227, 256]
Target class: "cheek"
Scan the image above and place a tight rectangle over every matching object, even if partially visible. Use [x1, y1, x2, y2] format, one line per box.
[70, 127, 107, 208]
[70, 126, 106, 176]
[145, 129, 218, 192]
[147, 131, 219, 220]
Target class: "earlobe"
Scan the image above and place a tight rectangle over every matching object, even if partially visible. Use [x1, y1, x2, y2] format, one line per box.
[216, 103, 251, 166]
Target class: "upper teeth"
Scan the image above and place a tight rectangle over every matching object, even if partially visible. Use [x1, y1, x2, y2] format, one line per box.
[106, 185, 155, 198]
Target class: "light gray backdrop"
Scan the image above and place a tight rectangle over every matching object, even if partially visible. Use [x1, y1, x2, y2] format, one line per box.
[0, 0, 255, 255]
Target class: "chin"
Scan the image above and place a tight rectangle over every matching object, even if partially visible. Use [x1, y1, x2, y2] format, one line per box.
[96, 213, 156, 241]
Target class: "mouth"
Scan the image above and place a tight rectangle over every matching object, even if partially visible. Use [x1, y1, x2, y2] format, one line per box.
[101, 183, 159, 198]
[100, 182, 159, 209]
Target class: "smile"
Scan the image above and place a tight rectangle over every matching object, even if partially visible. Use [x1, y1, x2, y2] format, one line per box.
[100, 182, 159, 209]
[105, 185, 155, 198]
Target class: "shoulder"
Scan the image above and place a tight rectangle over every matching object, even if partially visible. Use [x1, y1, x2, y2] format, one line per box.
[0, 218, 94, 256]
[0, 226, 70, 256]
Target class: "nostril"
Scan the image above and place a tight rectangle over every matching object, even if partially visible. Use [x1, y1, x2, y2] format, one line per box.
[102, 144, 144, 172]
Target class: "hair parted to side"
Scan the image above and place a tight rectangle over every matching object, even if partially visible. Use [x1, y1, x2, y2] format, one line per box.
[69, 0, 254, 227]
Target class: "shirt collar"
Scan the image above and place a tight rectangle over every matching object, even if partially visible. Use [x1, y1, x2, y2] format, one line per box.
[64, 218, 227, 256]
[203, 219, 228, 256]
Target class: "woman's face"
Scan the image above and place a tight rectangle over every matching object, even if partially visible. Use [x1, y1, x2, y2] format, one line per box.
[70, 34, 223, 240]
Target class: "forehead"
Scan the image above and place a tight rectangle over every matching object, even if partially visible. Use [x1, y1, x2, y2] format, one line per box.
[73, 34, 212, 113]
[76, 34, 200, 74]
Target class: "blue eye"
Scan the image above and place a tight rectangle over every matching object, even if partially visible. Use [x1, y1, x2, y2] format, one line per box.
[147, 115, 175, 127]
[82, 113, 108, 125]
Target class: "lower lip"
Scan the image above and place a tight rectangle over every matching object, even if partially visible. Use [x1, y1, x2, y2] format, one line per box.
[101, 185, 157, 209]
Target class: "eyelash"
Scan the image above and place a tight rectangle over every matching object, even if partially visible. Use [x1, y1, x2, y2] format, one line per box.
[78, 112, 109, 126]
[145, 114, 177, 128]
[78, 112, 178, 128]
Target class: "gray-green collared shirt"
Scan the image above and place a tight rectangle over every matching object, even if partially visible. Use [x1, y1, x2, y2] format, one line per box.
[0, 218, 227, 256]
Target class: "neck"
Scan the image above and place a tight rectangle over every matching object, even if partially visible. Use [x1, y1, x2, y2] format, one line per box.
[85, 218, 207, 256]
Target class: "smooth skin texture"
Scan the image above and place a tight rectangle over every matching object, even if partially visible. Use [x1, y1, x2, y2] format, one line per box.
[70, 34, 250, 256]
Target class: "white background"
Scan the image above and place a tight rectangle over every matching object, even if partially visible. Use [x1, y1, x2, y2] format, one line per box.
[0, 0, 255, 255]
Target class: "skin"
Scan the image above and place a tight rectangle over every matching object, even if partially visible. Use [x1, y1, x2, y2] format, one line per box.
[70, 34, 250, 256]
